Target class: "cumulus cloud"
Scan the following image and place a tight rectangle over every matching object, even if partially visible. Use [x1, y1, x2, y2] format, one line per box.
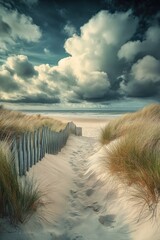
[0, 9, 160, 103]
[60, 10, 138, 100]
[5, 55, 38, 79]
[118, 25, 160, 61]
[0, 6, 42, 52]
[0, 55, 60, 103]
[120, 56, 160, 97]
[0, 69, 19, 92]
[131, 56, 160, 83]
[74, 71, 111, 100]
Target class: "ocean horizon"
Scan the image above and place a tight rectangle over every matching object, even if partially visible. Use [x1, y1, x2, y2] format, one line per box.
[3, 98, 158, 117]
[21, 108, 134, 117]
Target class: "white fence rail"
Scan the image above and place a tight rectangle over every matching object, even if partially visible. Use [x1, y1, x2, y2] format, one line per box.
[11, 122, 82, 176]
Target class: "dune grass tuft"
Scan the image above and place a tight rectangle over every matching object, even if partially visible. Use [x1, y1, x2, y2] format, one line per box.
[0, 141, 41, 224]
[100, 103, 160, 209]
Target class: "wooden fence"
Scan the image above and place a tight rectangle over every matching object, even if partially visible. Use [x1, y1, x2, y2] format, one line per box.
[11, 122, 82, 176]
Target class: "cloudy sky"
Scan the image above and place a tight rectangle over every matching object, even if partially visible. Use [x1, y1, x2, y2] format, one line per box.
[0, 0, 159, 107]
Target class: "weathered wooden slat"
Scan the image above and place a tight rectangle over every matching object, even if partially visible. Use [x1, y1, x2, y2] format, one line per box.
[22, 133, 28, 174]
[46, 127, 50, 154]
[10, 122, 82, 176]
[18, 136, 24, 176]
[26, 132, 31, 171]
[11, 137, 19, 174]
[29, 132, 33, 168]
[37, 129, 41, 162]
[33, 130, 38, 164]
[76, 127, 82, 136]
[40, 127, 45, 159]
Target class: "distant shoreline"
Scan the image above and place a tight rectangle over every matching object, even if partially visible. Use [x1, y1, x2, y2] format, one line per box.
[19, 109, 136, 116]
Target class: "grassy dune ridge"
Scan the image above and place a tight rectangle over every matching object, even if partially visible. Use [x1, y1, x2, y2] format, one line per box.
[101, 104, 160, 209]
[0, 108, 66, 139]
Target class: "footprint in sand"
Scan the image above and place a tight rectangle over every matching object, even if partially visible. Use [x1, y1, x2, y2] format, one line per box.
[74, 182, 84, 188]
[85, 188, 94, 196]
[72, 166, 79, 171]
[70, 189, 78, 198]
[86, 202, 101, 212]
[72, 235, 83, 240]
[98, 214, 116, 227]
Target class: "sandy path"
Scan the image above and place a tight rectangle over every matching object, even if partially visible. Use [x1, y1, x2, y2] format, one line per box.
[0, 116, 133, 240]
[51, 134, 131, 240]
[0, 134, 131, 240]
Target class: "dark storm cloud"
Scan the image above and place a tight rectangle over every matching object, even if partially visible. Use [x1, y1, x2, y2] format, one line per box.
[7, 94, 60, 104]
[5, 55, 38, 79]
[38, 82, 60, 96]
[0, 16, 11, 37]
[120, 55, 160, 98]
[15, 62, 37, 79]
[0, 71, 19, 92]
[121, 80, 160, 98]
[22, 0, 38, 5]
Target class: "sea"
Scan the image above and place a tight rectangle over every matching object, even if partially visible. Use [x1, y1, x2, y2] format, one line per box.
[3, 98, 158, 118]
[21, 108, 134, 117]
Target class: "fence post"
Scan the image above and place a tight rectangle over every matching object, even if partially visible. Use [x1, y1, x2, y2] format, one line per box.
[29, 132, 33, 168]
[40, 127, 45, 159]
[46, 127, 49, 154]
[51, 130, 55, 154]
[33, 130, 37, 164]
[22, 133, 28, 174]
[18, 136, 24, 176]
[76, 127, 82, 136]
[11, 136, 19, 175]
[37, 129, 41, 161]
[54, 132, 59, 154]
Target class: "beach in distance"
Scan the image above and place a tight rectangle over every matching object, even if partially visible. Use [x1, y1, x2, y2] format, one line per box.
[1, 104, 160, 240]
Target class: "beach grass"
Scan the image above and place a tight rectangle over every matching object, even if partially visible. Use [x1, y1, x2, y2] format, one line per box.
[100, 103, 160, 145]
[0, 141, 41, 224]
[100, 104, 160, 208]
[0, 108, 66, 139]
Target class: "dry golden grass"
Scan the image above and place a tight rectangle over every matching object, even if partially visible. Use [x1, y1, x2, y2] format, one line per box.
[100, 103, 160, 208]
[100, 103, 160, 145]
[0, 108, 66, 139]
[0, 141, 41, 224]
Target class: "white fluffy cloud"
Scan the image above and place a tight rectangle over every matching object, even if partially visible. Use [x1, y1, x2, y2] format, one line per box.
[0, 6, 42, 52]
[65, 10, 138, 74]
[60, 10, 138, 100]
[0, 56, 60, 103]
[131, 56, 160, 83]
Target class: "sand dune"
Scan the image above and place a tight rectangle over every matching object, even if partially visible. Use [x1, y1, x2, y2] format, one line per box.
[0, 116, 160, 240]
